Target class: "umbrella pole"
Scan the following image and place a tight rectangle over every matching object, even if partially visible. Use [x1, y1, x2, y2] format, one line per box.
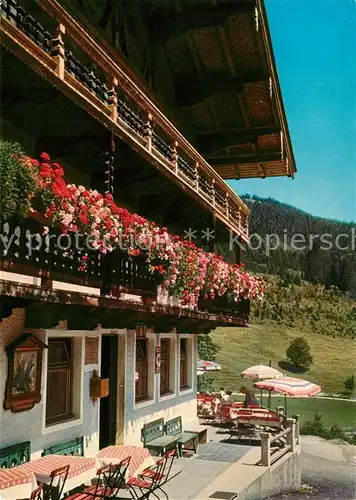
[285, 394, 287, 415]
[260, 388, 263, 407]
[268, 390, 271, 409]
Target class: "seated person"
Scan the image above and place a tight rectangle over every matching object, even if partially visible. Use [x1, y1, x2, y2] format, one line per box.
[221, 390, 232, 405]
[218, 387, 226, 399]
[240, 386, 259, 408]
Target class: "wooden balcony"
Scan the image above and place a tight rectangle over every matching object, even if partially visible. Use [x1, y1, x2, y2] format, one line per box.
[0, 217, 250, 326]
[0, 0, 250, 242]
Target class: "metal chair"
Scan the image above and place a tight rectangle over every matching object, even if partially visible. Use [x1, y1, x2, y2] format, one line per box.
[30, 483, 43, 500]
[68, 456, 131, 499]
[128, 449, 178, 500]
[43, 464, 70, 500]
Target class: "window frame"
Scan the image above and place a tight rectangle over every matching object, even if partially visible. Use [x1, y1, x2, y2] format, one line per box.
[180, 338, 188, 390]
[135, 338, 148, 403]
[179, 335, 194, 395]
[45, 338, 73, 425]
[160, 338, 171, 396]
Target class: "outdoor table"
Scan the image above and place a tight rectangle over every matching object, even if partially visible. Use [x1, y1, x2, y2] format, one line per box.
[12, 455, 97, 494]
[0, 468, 36, 499]
[95, 445, 154, 479]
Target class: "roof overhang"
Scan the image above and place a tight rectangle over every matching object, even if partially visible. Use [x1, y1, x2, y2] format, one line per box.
[143, 0, 296, 180]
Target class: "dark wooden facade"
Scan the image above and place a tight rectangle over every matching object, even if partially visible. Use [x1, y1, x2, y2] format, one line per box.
[0, 0, 294, 328]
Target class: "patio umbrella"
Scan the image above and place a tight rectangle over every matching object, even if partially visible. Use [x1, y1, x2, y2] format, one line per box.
[254, 376, 321, 414]
[241, 364, 283, 407]
[197, 360, 222, 372]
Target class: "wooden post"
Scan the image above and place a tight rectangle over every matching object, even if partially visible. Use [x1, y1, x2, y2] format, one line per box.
[194, 162, 199, 191]
[226, 192, 229, 218]
[211, 179, 215, 206]
[171, 141, 178, 174]
[260, 432, 271, 467]
[144, 113, 153, 153]
[292, 414, 300, 445]
[285, 418, 296, 452]
[107, 77, 118, 122]
[52, 23, 65, 80]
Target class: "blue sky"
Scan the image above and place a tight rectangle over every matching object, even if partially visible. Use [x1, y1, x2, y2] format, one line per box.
[229, 0, 355, 223]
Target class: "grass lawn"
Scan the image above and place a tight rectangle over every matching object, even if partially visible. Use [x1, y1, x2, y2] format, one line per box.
[230, 395, 356, 427]
[210, 323, 355, 395]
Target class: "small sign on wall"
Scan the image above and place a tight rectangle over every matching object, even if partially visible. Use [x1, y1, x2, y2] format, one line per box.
[155, 346, 161, 373]
[135, 372, 139, 381]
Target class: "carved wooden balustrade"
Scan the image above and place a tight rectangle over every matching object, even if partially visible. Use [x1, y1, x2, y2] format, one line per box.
[0, 0, 250, 242]
[0, 216, 250, 322]
[0, 216, 157, 296]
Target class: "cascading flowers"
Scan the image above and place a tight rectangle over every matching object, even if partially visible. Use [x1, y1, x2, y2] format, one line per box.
[23, 152, 264, 307]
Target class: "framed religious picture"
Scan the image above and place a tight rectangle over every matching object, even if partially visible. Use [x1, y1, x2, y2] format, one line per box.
[4, 333, 47, 413]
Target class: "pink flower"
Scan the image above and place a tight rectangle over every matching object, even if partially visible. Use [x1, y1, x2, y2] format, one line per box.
[40, 152, 51, 161]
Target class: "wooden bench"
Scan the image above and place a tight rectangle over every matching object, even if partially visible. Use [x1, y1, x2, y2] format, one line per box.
[184, 424, 208, 444]
[0, 441, 30, 468]
[42, 437, 84, 456]
[142, 418, 178, 456]
[165, 417, 198, 458]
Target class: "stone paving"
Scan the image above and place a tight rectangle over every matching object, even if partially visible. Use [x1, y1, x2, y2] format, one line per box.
[158, 426, 254, 500]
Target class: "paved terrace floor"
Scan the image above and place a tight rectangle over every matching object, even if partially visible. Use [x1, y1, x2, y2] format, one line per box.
[119, 426, 260, 500]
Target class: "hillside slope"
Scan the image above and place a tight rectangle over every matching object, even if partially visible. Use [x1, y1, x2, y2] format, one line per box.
[211, 323, 355, 394]
[210, 277, 355, 394]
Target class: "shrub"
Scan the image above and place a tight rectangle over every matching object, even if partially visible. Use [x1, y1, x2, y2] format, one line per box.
[197, 374, 214, 393]
[301, 413, 356, 444]
[344, 374, 355, 393]
[0, 140, 37, 219]
[286, 337, 313, 368]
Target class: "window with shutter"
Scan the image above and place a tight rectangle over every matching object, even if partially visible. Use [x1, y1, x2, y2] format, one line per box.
[46, 339, 73, 425]
[160, 339, 170, 395]
[135, 339, 148, 402]
[180, 338, 187, 389]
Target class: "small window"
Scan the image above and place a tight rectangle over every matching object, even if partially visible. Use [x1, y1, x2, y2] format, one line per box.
[180, 339, 187, 389]
[135, 339, 148, 402]
[160, 339, 171, 396]
[46, 339, 73, 425]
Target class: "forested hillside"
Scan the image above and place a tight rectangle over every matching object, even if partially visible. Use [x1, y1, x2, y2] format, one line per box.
[242, 196, 356, 295]
[252, 276, 356, 338]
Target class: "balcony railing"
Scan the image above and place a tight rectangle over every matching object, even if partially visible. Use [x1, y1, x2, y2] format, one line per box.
[0, 0, 250, 242]
[0, 216, 250, 323]
[198, 296, 250, 323]
[0, 216, 157, 296]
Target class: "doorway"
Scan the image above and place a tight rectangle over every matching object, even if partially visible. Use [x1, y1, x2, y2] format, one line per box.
[99, 335, 118, 449]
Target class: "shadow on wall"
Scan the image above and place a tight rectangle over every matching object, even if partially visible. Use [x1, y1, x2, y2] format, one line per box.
[125, 399, 197, 439]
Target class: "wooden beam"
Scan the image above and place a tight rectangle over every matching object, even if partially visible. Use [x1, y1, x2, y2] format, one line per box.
[196, 127, 280, 149]
[148, 0, 255, 42]
[237, 94, 251, 128]
[208, 152, 282, 165]
[35, 134, 109, 157]
[175, 71, 268, 106]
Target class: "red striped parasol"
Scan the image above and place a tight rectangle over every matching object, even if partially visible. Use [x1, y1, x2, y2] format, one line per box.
[254, 377, 321, 397]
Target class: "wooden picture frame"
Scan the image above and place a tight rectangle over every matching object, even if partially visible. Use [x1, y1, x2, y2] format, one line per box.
[4, 333, 47, 413]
